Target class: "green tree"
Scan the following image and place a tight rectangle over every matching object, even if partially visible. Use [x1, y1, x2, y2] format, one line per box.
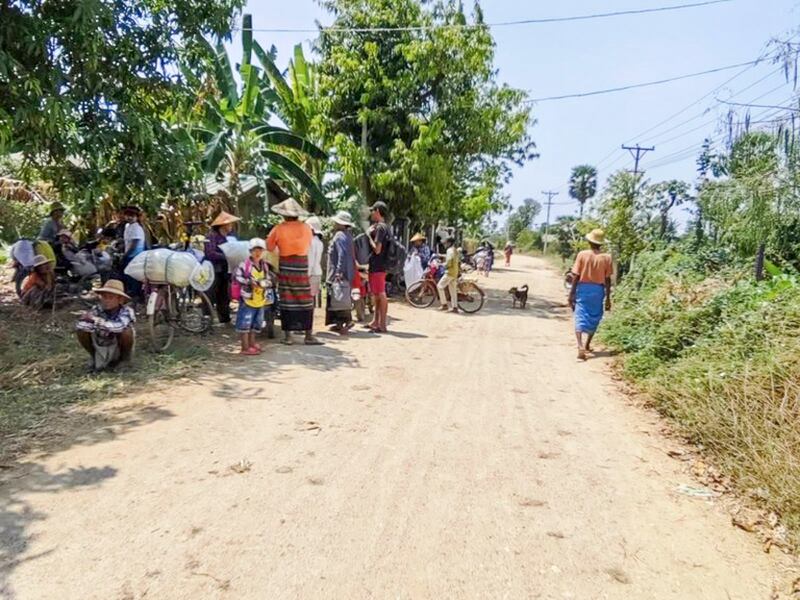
[195, 17, 330, 212]
[507, 198, 542, 242]
[568, 165, 598, 217]
[316, 0, 536, 225]
[1, 0, 246, 212]
[598, 171, 646, 276]
[646, 180, 692, 240]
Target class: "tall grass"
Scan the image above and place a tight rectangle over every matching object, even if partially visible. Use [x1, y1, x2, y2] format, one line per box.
[601, 247, 800, 543]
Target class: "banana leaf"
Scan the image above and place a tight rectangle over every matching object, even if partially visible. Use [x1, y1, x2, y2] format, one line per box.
[262, 150, 330, 214]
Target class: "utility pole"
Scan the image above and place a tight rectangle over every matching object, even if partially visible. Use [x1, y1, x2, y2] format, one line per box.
[541, 190, 559, 255]
[621, 144, 655, 177]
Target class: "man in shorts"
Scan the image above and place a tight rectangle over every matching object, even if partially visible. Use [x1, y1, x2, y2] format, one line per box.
[367, 201, 390, 333]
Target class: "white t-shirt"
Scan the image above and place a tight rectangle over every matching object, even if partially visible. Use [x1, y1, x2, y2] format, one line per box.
[308, 236, 324, 277]
[124, 222, 145, 253]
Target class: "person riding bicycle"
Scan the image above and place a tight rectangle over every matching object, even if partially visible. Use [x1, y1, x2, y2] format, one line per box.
[76, 279, 136, 372]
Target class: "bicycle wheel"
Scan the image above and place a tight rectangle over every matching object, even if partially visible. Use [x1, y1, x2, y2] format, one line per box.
[457, 281, 485, 313]
[177, 287, 213, 334]
[148, 290, 174, 352]
[405, 280, 437, 308]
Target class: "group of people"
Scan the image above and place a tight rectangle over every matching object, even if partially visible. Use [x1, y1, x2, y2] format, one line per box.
[62, 197, 403, 368]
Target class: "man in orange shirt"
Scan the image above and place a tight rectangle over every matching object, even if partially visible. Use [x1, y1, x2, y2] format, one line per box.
[568, 229, 613, 361]
[266, 198, 322, 346]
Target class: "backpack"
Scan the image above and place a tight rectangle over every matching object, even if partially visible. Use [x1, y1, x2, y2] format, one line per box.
[230, 258, 252, 301]
[383, 231, 407, 274]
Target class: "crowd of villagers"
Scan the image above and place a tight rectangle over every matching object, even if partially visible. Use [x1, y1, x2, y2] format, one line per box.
[19, 198, 411, 372]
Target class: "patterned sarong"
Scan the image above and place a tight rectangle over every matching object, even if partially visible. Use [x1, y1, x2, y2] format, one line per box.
[574, 282, 605, 334]
[278, 255, 314, 332]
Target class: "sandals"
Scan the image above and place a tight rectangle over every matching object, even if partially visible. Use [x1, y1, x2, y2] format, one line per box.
[305, 337, 324, 346]
[241, 348, 260, 356]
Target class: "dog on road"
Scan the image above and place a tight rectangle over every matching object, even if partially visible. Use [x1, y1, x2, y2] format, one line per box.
[509, 285, 529, 309]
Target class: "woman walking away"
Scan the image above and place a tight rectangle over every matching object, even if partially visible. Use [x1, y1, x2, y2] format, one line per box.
[306, 216, 324, 305]
[205, 211, 240, 325]
[234, 239, 273, 356]
[326, 211, 356, 334]
[267, 198, 322, 346]
[568, 229, 613, 361]
[504, 241, 514, 267]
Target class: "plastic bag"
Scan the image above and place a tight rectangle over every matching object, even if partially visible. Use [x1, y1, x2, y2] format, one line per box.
[329, 280, 352, 311]
[220, 241, 279, 272]
[189, 261, 215, 292]
[124, 248, 199, 286]
[10, 240, 35, 267]
[403, 254, 423, 286]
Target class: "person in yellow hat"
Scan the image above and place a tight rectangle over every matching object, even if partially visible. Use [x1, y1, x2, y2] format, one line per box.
[76, 279, 136, 372]
[568, 229, 613, 361]
[409, 232, 432, 269]
[205, 211, 241, 324]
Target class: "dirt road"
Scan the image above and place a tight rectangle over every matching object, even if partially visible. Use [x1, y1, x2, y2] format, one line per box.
[0, 255, 791, 599]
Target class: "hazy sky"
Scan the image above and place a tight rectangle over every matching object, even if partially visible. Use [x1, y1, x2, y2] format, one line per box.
[234, 0, 799, 225]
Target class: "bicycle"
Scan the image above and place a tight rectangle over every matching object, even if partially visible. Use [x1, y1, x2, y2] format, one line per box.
[146, 281, 214, 352]
[405, 260, 486, 314]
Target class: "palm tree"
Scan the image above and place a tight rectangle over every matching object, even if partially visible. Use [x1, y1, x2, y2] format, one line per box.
[568, 165, 598, 218]
[193, 16, 331, 214]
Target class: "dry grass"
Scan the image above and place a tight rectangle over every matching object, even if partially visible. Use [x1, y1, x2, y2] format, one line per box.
[0, 299, 211, 462]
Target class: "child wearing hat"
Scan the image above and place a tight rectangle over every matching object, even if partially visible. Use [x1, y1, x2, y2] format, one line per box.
[20, 255, 56, 309]
[76, 279, 136, 372]
[233, 238, 274, 356]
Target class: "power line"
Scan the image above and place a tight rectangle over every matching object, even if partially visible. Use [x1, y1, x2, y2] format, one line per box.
[527, 59, 760, 103]
[238, 0, 733, 33]
[717, 99, 800, 111]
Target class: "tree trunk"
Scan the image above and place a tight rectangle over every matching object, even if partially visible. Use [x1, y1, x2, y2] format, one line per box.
[579, 202, 584, 218]
[659, 211, 669, 239]
[754, 242, 766, 281]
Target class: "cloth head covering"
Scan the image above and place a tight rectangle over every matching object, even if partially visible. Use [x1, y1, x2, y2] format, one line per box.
[331, 211, 355, 227]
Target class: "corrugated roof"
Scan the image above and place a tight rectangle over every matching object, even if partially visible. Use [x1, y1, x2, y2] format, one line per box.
[202, 174, 261, 196]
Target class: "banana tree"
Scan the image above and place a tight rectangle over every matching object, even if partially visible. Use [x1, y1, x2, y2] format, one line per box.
[194, 17, 331, 214]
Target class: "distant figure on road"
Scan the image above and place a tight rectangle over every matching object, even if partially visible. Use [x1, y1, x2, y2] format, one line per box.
[367, 201, 391, 333]
[568, 229, 613, 361]
[504, 241, 514, 267]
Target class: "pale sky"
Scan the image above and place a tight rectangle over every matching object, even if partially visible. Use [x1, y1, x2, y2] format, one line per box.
[234, 0, 799, 226]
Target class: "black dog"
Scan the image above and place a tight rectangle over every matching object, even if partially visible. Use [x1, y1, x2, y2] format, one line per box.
[509, 285, 529, 309]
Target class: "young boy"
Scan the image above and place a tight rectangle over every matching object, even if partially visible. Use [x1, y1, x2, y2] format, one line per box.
[234, 238, 274, 356]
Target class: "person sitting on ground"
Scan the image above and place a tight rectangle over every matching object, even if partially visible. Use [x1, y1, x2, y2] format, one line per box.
[38, 202, 66, 245]
[234, 238, 274, 356]
[568, 228, 613, 362]
[76, 279, 136, 372]
[21, 255, 56, 309]
[326, 211, 356, 334]
[437, 236, 459, 313]
[409, 233, 432, 269]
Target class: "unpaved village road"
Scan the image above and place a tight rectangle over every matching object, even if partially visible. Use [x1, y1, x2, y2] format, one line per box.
[0, 256, 792, 599]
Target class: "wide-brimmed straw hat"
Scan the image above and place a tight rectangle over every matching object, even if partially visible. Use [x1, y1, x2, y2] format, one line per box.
[305, 216, 323, 234]
[32, 254, 53, 268]
[331, 211, 355, 228]
[49, 202, 65, 216]
[210, 211, 241, 227]
[586, 229, 606, 245]
[410, 233, 427, 243]
[271, 198, 308, 218]
[94, 279, 131, 300]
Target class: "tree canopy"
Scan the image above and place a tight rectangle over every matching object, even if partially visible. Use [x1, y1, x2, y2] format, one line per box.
[315, 0, 536, 225]
[1, 0, 245, 211]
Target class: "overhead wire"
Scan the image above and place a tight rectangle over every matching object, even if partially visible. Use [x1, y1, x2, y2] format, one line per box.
[237, 0, 734, 33]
